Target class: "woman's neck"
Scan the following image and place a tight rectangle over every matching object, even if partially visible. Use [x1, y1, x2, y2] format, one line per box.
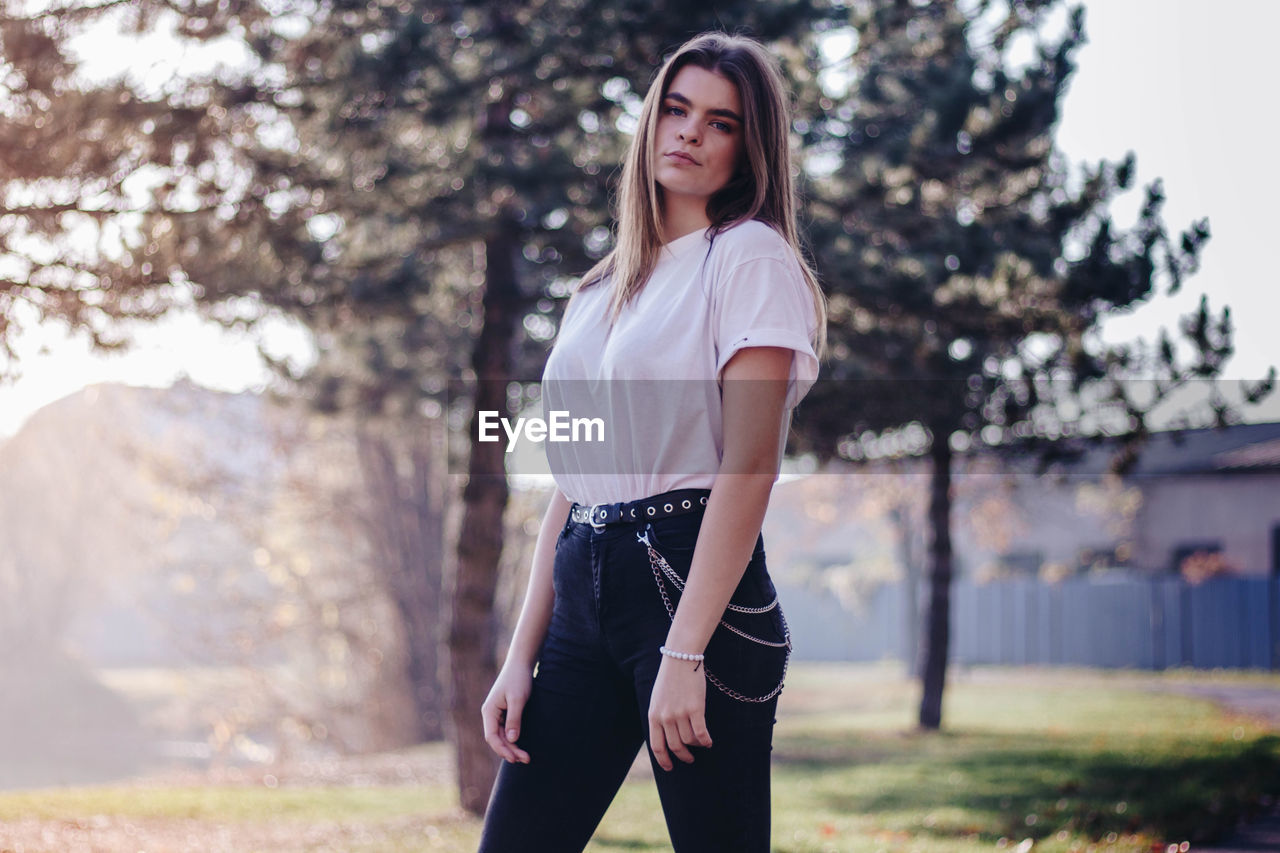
[660, 198, 711, 244]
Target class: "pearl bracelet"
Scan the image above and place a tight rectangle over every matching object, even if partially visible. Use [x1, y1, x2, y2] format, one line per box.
[659, 645, 705, 662]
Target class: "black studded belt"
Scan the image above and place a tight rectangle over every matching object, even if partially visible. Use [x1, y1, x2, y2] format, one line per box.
[569, 488, 711, 529]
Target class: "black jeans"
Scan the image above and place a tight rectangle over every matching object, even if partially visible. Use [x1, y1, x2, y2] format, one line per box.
[477, 491, 790, 852]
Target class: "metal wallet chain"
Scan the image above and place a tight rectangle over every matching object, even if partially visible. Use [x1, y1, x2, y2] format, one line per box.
[637, 528, 791, 703]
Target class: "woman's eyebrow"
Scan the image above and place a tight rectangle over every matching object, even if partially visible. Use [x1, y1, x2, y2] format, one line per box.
[664, 91, 742, 124]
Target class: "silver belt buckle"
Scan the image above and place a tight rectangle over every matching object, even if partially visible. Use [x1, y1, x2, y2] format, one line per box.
[588, 503, 608, 530]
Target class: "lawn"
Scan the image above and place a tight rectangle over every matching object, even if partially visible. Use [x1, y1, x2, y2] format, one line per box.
[1, 662, 1276, 852]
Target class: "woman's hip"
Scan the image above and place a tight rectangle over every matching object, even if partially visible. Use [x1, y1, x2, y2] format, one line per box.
[550, 497, 791, 714]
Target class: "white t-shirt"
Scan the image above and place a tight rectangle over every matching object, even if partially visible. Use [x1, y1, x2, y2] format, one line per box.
[541, 218, 820, 506]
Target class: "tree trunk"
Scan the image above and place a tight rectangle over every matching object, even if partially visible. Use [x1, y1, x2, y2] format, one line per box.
[354, 420, 447, 743]
[450, 212, 520, 815]
[892, 504, 921, 680]
[918, 428, 954, 729]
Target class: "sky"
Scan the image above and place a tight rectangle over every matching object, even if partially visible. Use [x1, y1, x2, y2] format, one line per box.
[1, 0, 1277, 438]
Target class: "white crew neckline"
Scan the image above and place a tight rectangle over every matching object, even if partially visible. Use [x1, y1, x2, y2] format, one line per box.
[660, 225, 712, 260]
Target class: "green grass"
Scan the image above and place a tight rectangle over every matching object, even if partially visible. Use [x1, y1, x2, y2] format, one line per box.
[581, 663, 1280, 852]
[1, 663, 1277, 852]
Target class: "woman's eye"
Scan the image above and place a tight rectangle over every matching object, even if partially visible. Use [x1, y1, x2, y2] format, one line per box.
[663, 105, 731, 132]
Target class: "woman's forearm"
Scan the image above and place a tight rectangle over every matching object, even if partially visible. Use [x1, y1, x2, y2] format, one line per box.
[502, 488, 572, 670]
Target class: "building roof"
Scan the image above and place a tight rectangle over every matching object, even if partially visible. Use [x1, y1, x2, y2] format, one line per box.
[1026, 420, 1280, 477]
[1213, 436, 1280, 471]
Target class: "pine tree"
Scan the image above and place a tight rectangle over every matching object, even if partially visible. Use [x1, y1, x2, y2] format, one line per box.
[794, 0, 1272, 729]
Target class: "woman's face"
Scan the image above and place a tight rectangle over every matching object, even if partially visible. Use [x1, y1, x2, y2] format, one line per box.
[652, 65, 744, 208]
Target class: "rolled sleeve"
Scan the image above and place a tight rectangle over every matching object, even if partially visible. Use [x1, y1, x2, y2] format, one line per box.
[713, 256, 820, 411]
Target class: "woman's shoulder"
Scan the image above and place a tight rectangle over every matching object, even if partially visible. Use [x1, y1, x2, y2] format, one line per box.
[710, 218, 795, 266]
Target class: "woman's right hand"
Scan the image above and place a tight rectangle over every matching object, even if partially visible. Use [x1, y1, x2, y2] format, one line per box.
[481, 663, 534, 764]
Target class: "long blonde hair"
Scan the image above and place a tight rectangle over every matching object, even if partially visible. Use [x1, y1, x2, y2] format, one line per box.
[574, 31, 828, 361]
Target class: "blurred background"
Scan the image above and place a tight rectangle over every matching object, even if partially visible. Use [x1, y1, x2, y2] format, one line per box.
[1, 1, 1278, 849]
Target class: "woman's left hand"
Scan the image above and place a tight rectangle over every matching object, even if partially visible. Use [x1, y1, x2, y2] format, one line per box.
[647, 654, 713, 771]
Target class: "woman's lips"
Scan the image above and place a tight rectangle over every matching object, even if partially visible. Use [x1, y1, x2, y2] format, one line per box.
[665, 151, 698, 165]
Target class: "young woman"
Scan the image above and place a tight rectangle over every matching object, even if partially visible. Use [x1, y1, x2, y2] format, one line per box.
[477, 31, 827, 852]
